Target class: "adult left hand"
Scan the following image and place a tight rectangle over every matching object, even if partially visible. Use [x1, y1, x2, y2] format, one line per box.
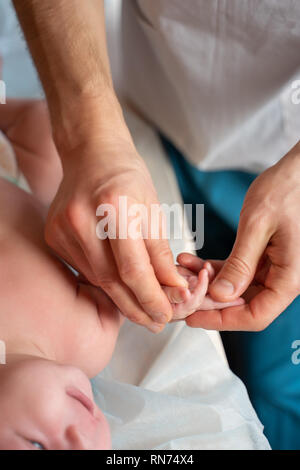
[178, 141, 300, 331]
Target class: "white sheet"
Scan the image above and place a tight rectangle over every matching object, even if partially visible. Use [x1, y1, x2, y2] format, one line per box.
[93, 322, 270, 450]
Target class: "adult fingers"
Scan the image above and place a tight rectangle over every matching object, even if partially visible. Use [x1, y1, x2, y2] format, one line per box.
[84, 238, 166, 333]
[110, 236, 173, 323]
[186, 264, 298, 331]
[209, 212, 271, 302]
[146, 238, 188, 288]
[55, 202, 166, 332]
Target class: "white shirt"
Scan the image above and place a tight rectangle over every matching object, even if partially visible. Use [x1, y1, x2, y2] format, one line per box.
[121, 0, 300, 172]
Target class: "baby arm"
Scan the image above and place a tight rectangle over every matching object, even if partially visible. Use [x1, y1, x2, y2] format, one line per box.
[163, 262, 244, 321]
[74, 279, 124, 370]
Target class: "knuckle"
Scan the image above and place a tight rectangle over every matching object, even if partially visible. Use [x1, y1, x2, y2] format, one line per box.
[98, 189, 120, 208]
[155, 244, 173, 260]
[125, 312, 145, 325]
[119, 261, 149, 283]
[97, 276, 117, 293]
[139, 296, 157, 310]
[240, 206, 271, 232]
[226, 254, 252, 277]
[64, 201, 84, 232]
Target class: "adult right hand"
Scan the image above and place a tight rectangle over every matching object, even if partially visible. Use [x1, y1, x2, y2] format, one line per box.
[12, 0, 188, 333]
[45, 134, 188, 334]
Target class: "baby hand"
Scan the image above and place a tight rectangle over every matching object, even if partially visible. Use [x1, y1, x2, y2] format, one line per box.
[163, 263, 244, 321]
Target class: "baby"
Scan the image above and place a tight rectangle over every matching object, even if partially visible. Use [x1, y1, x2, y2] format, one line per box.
[0, 98, 243, 450]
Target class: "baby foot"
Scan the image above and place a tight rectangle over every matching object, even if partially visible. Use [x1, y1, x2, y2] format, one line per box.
[163, 263, 244, 321]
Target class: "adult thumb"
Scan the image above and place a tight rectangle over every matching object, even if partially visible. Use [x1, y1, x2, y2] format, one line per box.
[208, 215, 270, 301]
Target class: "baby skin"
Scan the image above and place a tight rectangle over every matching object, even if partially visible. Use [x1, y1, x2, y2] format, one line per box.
[0, 100, 121, 450]
[164, 264, 244, 321]
[0, 99, 242, 450]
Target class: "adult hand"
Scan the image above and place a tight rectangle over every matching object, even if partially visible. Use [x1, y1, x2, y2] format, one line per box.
[12, 0, 188, 334]
[178, 141, 300, 331]
[45, 134, 187, 333]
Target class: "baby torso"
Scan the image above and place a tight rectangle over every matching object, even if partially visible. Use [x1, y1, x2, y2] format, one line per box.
[0, 178, 112, 376]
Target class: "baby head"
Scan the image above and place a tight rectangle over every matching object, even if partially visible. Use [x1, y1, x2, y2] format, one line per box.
[0, 355, 111, 450]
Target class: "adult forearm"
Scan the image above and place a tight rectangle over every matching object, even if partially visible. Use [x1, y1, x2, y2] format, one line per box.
[12, 0, 128, 155]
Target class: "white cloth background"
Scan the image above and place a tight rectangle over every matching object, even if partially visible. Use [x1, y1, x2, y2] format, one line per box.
[120, 0, 300, 173]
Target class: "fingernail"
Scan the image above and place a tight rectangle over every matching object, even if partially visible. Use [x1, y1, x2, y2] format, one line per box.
[147, 323, 164, 334]
[212, 279, 235, 296]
